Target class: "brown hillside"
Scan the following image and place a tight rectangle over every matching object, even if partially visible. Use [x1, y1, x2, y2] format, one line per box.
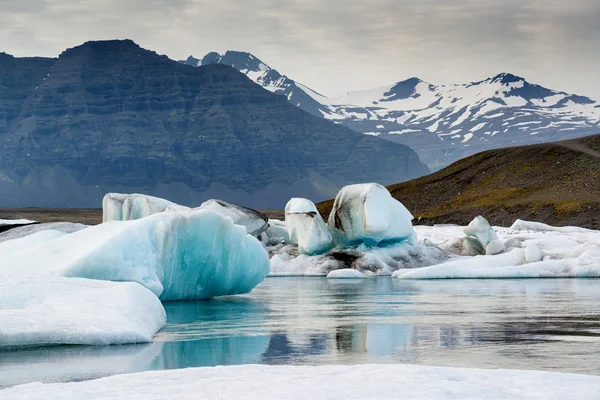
[318, 134, 600, 229]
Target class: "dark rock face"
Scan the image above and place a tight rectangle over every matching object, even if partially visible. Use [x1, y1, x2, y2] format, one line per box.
[0, 40, 428, 208]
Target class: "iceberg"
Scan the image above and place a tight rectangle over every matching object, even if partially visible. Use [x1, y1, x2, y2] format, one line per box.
[463, 216, 505, 255]
[0, 222, 87, 245]
[327, 183, 416, 247]
[102, 193, 189, 222]
[327, 269, 367, 279]
[285, 198, 334, 255]
[269, 241, 448, 276]
[3, 364, 599, 400]
[199, 199, 268, 237]
[0, 210, 270, 301]
[0, 276, 165, 349]
[260, 219, 290, 246]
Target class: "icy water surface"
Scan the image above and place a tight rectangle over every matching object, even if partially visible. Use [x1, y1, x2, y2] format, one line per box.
[2, 278, 600, 387]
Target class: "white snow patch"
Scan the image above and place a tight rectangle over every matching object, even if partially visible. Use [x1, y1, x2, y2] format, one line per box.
[0, 276, 165, 348]
[3, 364, 599, 400]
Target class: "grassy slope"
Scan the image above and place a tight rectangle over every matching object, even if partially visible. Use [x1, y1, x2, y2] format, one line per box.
[318, 134, 600, 229]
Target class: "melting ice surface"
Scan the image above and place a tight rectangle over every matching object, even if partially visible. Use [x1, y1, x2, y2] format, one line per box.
[0, 210, 270, 301]
[3, 277, 600, 388]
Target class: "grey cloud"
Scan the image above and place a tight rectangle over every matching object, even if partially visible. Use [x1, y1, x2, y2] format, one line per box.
[0, 0, 598, 98]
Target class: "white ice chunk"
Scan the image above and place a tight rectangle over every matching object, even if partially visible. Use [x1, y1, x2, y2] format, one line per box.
[261, 219, 290, 245]
[3, 364, 599, 400]
[463, 216, 505, 254]
[0, 276, 165, 348]
[269, 241, 448, 276]
[327, 183, 415, 247]
[0, 219, 37, 227]
[486, 239, 506, 255]
[285, 198, 333, 255]
[327, 269, 367, 279]
[525, 243, 545, 263]
[102, 193, 189, 222]
[0, 210, 270, 301]
[397, 246, 600, 279]
[199, 199, 268, 237]
[510, 219, 594, 234]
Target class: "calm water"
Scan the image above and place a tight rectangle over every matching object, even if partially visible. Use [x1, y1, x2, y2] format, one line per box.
[2, 277, 600, 387]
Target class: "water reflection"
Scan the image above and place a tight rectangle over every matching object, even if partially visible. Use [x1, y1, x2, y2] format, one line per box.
[3, 277, 600, 387]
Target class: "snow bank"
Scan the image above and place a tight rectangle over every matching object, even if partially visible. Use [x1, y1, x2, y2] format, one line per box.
[102, 193, 188, 222]
[0, 276, 165, 349]
[327, 183, 415, 247]
[3, 364, 598, 400]
[199, 199, 268, 236]
[0, 210, 270, 301]
[285, 198, 333, 255]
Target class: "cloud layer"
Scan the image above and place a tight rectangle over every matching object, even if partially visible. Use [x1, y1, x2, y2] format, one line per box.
[1, 0, 599, 98]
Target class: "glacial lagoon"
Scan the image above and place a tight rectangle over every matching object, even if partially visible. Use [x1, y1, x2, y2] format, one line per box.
[2, 277, 600, 388]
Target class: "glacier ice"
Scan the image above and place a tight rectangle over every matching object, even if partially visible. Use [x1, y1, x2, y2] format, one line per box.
[525, 243, 545, 263]
[327, 269, 367, 279]
[269, 241, 448, 276]
[0, 210, 270, 301]
[199, 199, 268, 237]
[260, 219, 290, 246]
[102, 193, 189, 222]
[0, 222, 87, 245]
[285, 198, 333, 255]
[0, 276, 165, 348]
[327, 183, 416, 247]
[463, 216, 505, 255]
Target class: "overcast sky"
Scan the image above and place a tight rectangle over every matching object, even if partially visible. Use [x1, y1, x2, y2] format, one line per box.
[1, 0, 599, 98]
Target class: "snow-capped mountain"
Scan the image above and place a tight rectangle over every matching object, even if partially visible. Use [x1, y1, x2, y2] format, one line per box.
[184, 52, 600, 170]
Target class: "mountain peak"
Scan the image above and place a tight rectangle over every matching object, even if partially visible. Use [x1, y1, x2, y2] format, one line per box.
[491, 72, 524, 84]
[201, 50, 267, 73]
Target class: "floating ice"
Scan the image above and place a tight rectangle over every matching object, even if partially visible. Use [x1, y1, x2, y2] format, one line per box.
[525, 243, 545, 263]
[102, 193, 189, 222]
[0, 222, 87, 245]
[269, 241, 448, 276]
[3, 364, 599, 400]
[327, 183, 415, 247]
[0, 219, 37, 227]
[0, 276, 165, 349]
[199, 199, 268, 237]
[463, 216, 505, 255]
[327, 269, 367, 279]
[285, 198, 333, 255]
[260, 219, 290, 245]
[0, 210, 270, 301]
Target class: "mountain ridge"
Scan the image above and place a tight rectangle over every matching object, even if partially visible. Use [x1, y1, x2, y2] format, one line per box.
[184, 51, 600, 170]
[0, 40, 428, 208]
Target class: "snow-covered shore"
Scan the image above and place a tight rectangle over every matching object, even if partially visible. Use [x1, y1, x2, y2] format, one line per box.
[2, 364, 598, 400]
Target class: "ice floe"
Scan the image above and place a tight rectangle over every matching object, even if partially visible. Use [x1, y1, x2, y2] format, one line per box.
[0, 210, 270, 300]
[102, 193, 188, 222]
[0, 276, 165, 349]
[2, 364, 598, 400]
[284, 198, 333, 255]
[327, 183, 416, 247]
[199, 199, 269, 237]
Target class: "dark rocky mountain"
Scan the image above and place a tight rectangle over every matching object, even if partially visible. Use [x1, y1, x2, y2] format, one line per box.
[318, 134, 600, 230]
[187, 51, 600, 171]
[0, 40, 428, 209]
